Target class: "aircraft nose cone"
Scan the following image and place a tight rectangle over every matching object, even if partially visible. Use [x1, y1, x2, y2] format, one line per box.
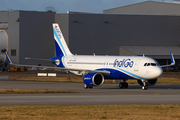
[154, 67, 163, 78]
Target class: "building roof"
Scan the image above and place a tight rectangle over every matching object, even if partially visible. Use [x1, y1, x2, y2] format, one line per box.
[121, 46, 180, 56]
[104, 1, 180, 16]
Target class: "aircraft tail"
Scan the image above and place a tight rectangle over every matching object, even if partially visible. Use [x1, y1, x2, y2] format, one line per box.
[52, 23, 72, 56]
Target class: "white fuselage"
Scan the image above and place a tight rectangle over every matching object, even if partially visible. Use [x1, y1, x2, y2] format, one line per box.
[61, 55, 163, 80]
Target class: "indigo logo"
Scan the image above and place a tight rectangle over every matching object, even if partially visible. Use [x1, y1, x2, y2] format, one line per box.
[113, 59, 134, 68]
[56, 29, 62, 39]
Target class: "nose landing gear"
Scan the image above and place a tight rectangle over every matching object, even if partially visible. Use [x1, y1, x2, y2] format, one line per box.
[141, 79, 148, 90]
[142, 86, 148, 90]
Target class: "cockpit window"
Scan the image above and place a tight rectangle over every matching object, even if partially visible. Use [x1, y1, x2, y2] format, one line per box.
[144, 63, 157, 66]
[147, 63, 151, 66]
[151, 63, 156, 66]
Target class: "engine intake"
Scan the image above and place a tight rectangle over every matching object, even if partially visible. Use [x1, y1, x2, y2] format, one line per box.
[83, 72, 104, 86]
[137, 79, 157, 86]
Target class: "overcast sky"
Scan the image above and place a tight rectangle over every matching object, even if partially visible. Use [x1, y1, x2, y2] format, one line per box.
[0, 0, 172, 13]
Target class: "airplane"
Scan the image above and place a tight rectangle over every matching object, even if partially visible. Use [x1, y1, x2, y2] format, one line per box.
[2, 23, 175, 90]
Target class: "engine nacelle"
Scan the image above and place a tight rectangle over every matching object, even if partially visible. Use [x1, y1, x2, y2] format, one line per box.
[83, 72, 104, 86]
[137, 79, 158, 86]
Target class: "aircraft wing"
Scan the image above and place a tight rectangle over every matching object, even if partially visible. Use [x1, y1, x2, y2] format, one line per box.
[8, 63, 110, 75]
[160, 52, 175, 68]
[25, 57, 56, 62]
[3, 50, 110, 75]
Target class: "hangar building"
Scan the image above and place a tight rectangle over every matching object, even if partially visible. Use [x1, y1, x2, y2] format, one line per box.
[104, 1, 180, 15]
[1, 0, 180, 71]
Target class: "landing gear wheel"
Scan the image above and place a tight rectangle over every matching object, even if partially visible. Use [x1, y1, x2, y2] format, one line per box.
[142, 86, 148, 90]
[124, 82, 128, 89]
[119, 82, 123, 88]
[119, 82, 128, 89]
[83, 84, 93, 89]
[83, 84, 88, 89]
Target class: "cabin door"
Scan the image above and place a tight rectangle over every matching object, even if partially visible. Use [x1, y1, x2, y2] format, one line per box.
[134, 59, 141, 71]
[104, 61, 109, 68]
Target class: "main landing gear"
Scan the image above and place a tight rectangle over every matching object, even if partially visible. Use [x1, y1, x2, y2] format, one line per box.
[83, 84, 93, 89]
[119, 79, 128, 89]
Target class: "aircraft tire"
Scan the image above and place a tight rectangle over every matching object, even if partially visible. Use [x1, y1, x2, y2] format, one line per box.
[119, 82, 123, 89]
[83, 84, 89, 89]
[124, 82, 128, 89]
[142, 86, 148, 90]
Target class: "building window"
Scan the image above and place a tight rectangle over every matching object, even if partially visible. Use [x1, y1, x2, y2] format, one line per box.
[11, 49, 16, 56]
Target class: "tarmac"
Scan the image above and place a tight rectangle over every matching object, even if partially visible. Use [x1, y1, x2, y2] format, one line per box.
[0, 80, 180, 106]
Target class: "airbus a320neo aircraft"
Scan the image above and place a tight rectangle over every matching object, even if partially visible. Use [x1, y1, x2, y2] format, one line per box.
[3, 23, 175, 90]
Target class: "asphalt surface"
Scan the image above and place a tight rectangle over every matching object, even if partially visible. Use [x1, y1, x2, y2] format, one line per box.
[0, 80, 180, 106]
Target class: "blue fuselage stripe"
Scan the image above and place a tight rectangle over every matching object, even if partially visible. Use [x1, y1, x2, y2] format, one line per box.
[96, 68, 145, 79]
[115, 68, 145, 79]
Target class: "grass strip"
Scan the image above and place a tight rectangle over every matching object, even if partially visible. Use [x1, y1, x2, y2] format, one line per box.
[0, 89, 77, 94]
[1, 75, 180, 84]
[0, 104, 180, 120]
[105, 77, 180, 84]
